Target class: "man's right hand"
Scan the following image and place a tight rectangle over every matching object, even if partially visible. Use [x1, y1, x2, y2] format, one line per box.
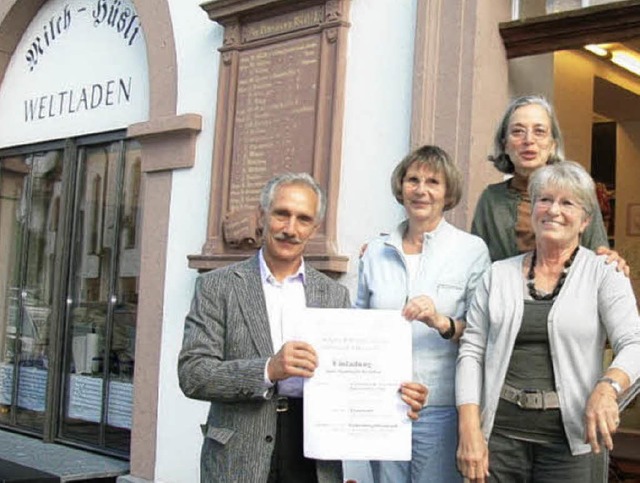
[267, 341, 318, 382]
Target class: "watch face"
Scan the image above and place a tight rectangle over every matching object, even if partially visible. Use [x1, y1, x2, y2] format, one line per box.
[600, 377, 622, 395]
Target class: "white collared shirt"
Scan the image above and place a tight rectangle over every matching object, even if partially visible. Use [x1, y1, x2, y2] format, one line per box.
[259, 249, 307, 397]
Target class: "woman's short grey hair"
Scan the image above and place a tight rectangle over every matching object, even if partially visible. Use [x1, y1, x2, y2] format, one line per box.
[390, 145, 463, 211]
[489, 95, 565, 174]
[528, 161, 599, 218]
[260, 172, 326, 221]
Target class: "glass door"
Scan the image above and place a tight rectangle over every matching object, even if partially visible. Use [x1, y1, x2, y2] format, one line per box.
[0, 150, 64, 434]
[59, 139, 141, 455]
[0, 134, 140, 457]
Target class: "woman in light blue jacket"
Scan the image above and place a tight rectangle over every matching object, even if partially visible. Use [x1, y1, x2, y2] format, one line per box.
[358, 145, 490, 483]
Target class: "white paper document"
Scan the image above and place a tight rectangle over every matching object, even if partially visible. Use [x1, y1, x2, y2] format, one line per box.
[295, 308, 413, 461]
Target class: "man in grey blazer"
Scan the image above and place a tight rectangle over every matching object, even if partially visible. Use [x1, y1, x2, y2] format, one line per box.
[179, 173, 426, 483]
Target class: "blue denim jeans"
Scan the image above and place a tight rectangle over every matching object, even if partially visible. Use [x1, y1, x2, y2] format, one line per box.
[371, 406, 462, 483]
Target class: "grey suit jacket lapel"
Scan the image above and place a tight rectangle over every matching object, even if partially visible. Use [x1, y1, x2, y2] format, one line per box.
[233, 256, 329, 357]
[304, 264, 327, 308]
[232, 256, 274, 357]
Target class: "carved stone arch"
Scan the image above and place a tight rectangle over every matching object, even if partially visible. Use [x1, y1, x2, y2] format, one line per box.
[0, 1, 47, 81]
[132, 0, 177, 117]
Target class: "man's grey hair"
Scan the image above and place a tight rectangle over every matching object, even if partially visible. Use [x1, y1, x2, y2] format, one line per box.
[489, 95, 565, 174]
[528, 160, 599, 218]
[260, 172, 326, 221]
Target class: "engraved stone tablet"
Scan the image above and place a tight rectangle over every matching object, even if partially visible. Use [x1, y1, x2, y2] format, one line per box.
[192, 0, 350, 272]
[229, 35, 320, 212]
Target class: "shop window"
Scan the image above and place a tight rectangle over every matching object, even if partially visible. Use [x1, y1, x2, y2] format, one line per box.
[0, 151, 62, 433]
[513, 0, 627, 20]
[0, 133, 141, 458]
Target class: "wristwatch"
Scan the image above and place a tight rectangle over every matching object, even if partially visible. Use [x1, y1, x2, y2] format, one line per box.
[597, 376, 623, 397]
[440, 316, 456, 340]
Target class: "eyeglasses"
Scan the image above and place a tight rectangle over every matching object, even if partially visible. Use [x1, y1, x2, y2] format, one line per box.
[402, 175, 442, 189]
[534, 196, 584, 213]
[508, 126, 551, 142]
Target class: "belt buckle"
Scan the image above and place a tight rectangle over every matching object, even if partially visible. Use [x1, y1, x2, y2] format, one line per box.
[540, 390, 552, 410]
[276, 396, 289, 413]
[516, 388, 539, 409]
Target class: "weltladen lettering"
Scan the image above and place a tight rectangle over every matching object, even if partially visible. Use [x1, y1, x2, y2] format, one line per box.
[24, 77, 132, 122]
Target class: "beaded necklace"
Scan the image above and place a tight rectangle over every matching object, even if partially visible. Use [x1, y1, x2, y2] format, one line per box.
[527, 246, 579, 301]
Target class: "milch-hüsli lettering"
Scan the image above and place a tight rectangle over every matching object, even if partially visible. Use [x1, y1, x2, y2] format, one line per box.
[92, 0, 141, 46]
[25, 5, 71, 71]
[25, 0, 141, 72]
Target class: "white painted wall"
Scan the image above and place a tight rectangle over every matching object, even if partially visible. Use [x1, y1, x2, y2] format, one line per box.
[154, 1, 221, 482]
[153, 0, 417, 481]
[337, 0, 417, 296]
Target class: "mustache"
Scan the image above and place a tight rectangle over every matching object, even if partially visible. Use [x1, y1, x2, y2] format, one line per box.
[273, 233, 303, 244]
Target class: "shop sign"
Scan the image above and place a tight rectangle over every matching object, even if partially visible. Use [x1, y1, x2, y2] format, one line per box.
[0, 0, 149, 148]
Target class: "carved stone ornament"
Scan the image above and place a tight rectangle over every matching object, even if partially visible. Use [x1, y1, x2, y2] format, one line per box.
[325, 27, 338, 43]
[222, 207, 261, 249]
[223, 21, 240, 46]
[326, 0, 342, 22]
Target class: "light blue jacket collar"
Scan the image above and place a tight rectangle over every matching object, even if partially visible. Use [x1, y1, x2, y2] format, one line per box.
[385, 217, 449, 253]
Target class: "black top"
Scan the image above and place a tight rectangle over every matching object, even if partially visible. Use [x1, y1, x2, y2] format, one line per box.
[493, 299, 567, 444]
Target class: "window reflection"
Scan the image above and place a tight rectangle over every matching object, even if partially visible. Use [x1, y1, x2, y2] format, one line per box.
[0, 151, 63, 432]
[62, 140, 140, 454]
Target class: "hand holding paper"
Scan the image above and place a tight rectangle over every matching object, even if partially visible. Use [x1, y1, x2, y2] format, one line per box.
[293, 308, 415, 461]
[399, 382, 428, 420]
[267, 341, 317, 381]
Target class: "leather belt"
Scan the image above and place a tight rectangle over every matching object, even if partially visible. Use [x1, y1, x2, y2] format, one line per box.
[275, 396, 289, 413]
[500, 383, 560, 410]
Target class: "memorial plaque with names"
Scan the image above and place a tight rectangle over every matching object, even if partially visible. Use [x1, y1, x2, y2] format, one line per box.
[194, 0, 351, 272]
[230, 36, 320, 212]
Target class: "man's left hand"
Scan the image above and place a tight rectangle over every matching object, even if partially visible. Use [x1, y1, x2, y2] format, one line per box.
[400, 382, 428, 420]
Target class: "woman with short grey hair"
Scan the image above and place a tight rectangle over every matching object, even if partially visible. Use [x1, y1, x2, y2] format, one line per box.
[528, 159, 600, 217]
[488, 95, 564, 174]
[456, 161, 640, 482]
[470, 95, 622, 269]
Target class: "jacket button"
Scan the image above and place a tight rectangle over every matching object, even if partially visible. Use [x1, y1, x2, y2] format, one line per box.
[265, 435, 273, 443]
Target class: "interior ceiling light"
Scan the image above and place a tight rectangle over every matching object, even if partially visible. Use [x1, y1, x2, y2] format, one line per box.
[583, 44, 640, 77]
[610, 50, 640, 77]
[584, 44, 609, 57]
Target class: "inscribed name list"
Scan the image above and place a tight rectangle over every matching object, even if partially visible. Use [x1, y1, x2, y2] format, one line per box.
[229, 35, 320, 211]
